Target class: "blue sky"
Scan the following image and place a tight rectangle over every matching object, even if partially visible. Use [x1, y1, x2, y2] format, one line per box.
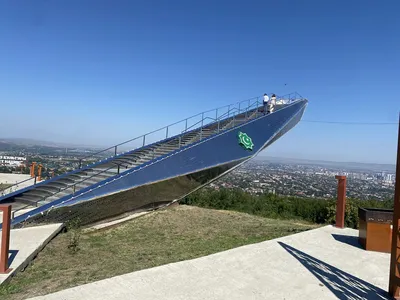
[0, 0, 399, 164]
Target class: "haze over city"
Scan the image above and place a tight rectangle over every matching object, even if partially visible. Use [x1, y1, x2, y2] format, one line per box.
[1, 0, 399, 164]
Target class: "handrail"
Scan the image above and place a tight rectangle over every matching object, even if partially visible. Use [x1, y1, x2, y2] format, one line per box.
[2, 92, 306, 198]
[12, 98, 266, 213]
[78, 96, 262, 162]
[182, 98, 261, 134]
[13, 165, 116, 213]
[0, 176, 36, 197]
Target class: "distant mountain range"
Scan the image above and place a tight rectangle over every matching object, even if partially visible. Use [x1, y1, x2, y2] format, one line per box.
[0, 138, 101, 150]
[256, 156, 396, 172]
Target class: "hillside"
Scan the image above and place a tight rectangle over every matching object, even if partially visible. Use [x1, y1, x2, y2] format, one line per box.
[0, 205, 317, 300]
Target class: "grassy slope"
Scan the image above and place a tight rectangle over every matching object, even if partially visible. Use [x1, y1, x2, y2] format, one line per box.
[0, 183, 12, 191]
[0, 206, 318, 300]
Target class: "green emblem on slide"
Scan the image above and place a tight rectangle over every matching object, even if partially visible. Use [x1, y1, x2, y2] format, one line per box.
[238, 131, 254, 150]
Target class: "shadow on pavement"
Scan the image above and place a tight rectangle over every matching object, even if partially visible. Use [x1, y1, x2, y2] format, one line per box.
[8, 249, 18, 266]
[278, 242, 391, 300]
[331, 234, 363, 249]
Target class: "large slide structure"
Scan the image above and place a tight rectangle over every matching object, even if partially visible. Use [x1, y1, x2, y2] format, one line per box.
[0, 93, 307, 228]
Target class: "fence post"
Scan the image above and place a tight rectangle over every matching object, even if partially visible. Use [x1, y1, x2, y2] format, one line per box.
[114, 146, 117, 156]
[0, 204, 12, 274]
[335, 175, 347, 228]
[143, 135, 146, 147]
[166, 126, 169, 139]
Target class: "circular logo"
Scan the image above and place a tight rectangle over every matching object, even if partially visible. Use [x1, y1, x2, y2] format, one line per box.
[238, 131, 254, 150]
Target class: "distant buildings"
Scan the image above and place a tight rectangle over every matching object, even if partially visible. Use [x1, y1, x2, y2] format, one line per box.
[0, 155, 26, 167]
[210, 160, 396, 201]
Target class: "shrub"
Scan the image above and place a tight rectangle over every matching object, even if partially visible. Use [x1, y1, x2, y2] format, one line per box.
[182, 189, 393, 229]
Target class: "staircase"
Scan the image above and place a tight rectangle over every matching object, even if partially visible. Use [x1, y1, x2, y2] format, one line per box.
[0, 92, 306, 227]
[2, 100, 263, 210]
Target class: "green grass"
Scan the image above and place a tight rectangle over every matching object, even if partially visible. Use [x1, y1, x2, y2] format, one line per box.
[0, 205, 318, 300]
[0, 183, 12, 192]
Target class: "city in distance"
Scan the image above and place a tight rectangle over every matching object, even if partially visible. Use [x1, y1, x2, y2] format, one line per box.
[0, 138, 396, 202]
[256, 156, 396, 173]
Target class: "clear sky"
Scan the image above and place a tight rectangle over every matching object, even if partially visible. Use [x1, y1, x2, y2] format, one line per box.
[0, 0, 399, 164]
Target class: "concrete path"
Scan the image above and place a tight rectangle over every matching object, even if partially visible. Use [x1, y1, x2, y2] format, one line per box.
[0, 223, 63, 285]
[29, 225, 392, 300]
[0, 174, 34, 196]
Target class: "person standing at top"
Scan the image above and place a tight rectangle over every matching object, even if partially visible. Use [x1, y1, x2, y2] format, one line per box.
[263, 93, 269, 115]
[268, 93, 277, 114]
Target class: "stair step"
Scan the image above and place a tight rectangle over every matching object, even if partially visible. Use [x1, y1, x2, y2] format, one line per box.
[35, 185, 61, 193]
[56, 178, 76, 184]
[16, 196, 42, 206]
[23, 190, 53, 197]
[47, 182, 69, 189]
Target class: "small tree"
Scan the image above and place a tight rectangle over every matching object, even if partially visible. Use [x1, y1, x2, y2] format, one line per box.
[66, 218, 82, 253]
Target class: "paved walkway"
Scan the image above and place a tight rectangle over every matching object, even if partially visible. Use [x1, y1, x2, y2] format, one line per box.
[0, 174, 34, 196]
[0, 223, 63, 285]
[29, 225, 392, 300]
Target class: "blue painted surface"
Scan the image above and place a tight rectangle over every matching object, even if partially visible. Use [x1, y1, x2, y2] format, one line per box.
[8, 100, 306, 227]
[0, 113, 222, 203]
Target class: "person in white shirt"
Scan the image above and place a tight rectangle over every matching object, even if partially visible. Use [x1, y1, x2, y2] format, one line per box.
[263, 93, 269, 115]
[267, 93, 277, 114]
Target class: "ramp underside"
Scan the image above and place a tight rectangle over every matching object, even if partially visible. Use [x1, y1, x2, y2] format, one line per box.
[16, 159, 246, 227]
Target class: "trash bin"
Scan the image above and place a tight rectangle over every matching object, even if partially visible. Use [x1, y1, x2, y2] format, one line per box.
[358, 207, 393, 253]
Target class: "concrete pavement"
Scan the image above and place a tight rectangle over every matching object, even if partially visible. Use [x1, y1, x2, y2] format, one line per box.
[0, 223, 64, 285]
[28, 225, 392, 300]
[0, 174, 34, 196]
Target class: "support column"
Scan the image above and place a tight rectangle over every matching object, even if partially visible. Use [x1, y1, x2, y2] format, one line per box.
[0, 204, 12, 274]
[335, 175, 347, 229]
[389, 114, 400, 299]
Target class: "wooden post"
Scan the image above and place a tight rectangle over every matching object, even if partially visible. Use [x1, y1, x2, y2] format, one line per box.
[38, 164, 42, 181]
[335, 175, 347, 228]
[30, 162, 36, 178]
[0, 204, 12, 273]
[389, 114, 400, 298]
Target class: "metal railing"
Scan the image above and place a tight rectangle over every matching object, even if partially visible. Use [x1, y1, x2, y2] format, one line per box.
[0, 177, 37, 197]
[78, 92, 303, 166]
[1, 92, 305, 199]
[76, 95, 261, 167]
[13, 165, 117, 212]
